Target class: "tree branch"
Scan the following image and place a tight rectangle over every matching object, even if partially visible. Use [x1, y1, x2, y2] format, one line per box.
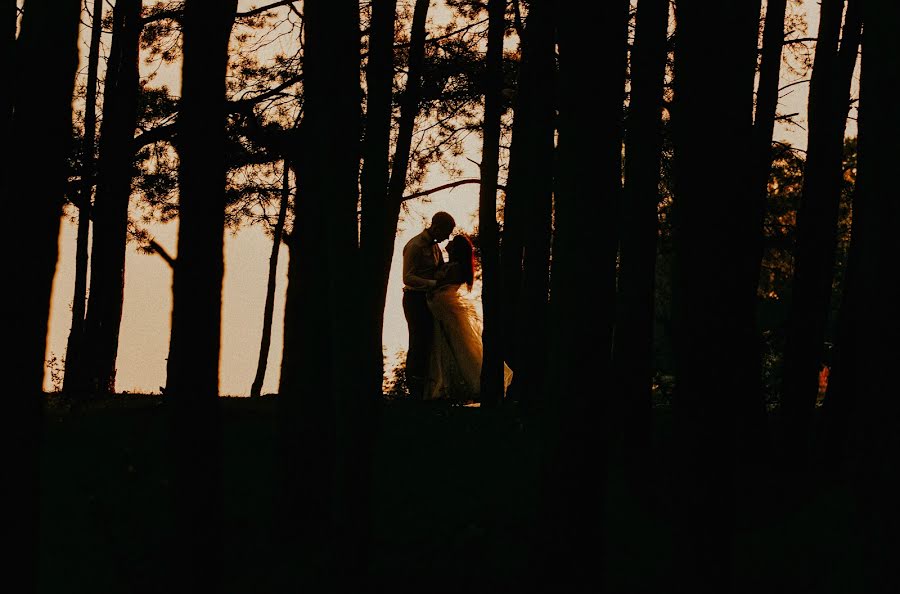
[231, 72, 303, 109]
[779, 79, 810, 93]
[147, 238, 176, 268]
[400, 178, 506, 202]
[236, 0, 299, 20]
[133, 122, 177, 151]
[142, 1, 300, 26]
[783, 37, 817, 45]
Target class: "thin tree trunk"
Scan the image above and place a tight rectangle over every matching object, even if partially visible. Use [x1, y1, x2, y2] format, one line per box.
[374, 0, 429, 339]
[359, 0, 397, 400]
[500, 0, 555, 404]
[77, 0, 143, 396]
[2, 0, 13, 146]
[250, 162, 290, 397]
[6, 1, 81, 590]
[478, 0, 506, 407]
[819, 167, 862, 471]
[671, 1, 761, 591]
[613, 0, 669, 487]
[781, 0, 861, 465]
[843, 6, 900, 589]
[165, 1, 237, 591]
[729, 0, 790, 464]
[535, 0, 629, 587]
[63, 0, 104, 396]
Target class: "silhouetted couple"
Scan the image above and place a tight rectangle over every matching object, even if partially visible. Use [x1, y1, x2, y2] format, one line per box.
[402, 212, 513, 402]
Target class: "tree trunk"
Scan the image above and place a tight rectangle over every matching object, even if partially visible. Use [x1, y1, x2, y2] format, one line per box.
[842, 6, 900, 589]
[359, 0, 397, 400]
[671, 1, 761, 591]
[2, 0, 13, 146]
[373, 0, 429, 351]
[478, 0, 506, 407]
[781, 0, 861, 465]
[5, 1, 80, 590]
[63, 0, 104, 396]
[250, 162, 290, 397]
[612, 0, 669, 488]
[500, 0, 555, 405]
[535, 0, 628, 587]
[278, 1, 364, 587]
[165, 1, 237, 591]
[728, 0, 790, 464]
[77, 0, 143, 396]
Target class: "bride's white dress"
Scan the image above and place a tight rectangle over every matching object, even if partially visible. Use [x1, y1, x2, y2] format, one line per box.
[424, 282, 513, 401]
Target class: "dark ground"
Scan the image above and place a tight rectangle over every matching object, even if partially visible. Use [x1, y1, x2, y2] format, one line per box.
[38, 396, 862, 593]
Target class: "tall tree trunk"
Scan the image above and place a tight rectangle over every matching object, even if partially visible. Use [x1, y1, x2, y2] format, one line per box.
[165, 1, 237, 591]
[5, 1, 81, 590]
[373, 0, 429, 348]
[671, 1, 761, 591]
[842, 6, 900, 590]
[77, 0, 143, 396]
[780, 0, 861, 465]
[2, 0, 13, 146]
[729, 0, 790, 463]
[250, 162, 290, 397]
[500, 0, 555, 405]
[359, 0, 397, 400]
[279, 1, 364, 587]
[535, 0, 628, 587]
[612, 0, 669, 487]
[63, 0, 104, 395]
[750, 0, 787, 254]
[478, 0, 506, 407]
[819, 166, 862, 471]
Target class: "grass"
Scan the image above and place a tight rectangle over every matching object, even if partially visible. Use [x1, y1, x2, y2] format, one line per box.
[38, 395, 863, 593]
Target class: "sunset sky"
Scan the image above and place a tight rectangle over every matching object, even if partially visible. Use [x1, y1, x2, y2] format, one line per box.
[42, 0, 856, 395]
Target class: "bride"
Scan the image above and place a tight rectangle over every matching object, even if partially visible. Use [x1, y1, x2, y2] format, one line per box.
[424, 234, 513, 402]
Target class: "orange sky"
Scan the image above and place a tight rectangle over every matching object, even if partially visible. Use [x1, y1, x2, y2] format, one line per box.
[42, 0, 856, 395]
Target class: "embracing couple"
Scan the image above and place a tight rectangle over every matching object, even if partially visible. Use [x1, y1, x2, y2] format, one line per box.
[402, 211, 513, 402]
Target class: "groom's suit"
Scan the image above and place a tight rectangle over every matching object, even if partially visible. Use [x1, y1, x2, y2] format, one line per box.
[402, 229, 444, 400]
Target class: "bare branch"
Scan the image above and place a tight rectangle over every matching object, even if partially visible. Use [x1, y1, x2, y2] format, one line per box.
[236, 0, 299, 20]
[142, 0, 300, 26]
[133, 122, 177, 151]
[783, 37, 817, 45]
[400, 178, 507, 202]
[147, 238, 176, 268]
[779, 79, 809, 93]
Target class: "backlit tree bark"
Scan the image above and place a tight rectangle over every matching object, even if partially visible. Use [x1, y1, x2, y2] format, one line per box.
[536, 0, 629, 587]
[612, 0, 669, 481]
[841, 5, 900, 590]
[478, 0, 506, 407]
[365, 0, 429, 389]
[250, 162, 290, 397]
[781, 0, 861, 465]
[500, 0, 556, 404]
[671, 1, 762, 591]
[278, 0, 365, 585]
[63, 0, 104, 395]
[77, 0, 143, 396]
[359, 0, 397, 400]
[165, 0, 238, 590]
[6, 1, 80, 590]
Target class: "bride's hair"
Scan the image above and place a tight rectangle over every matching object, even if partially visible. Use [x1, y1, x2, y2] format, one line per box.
[448, 234, 475, 291]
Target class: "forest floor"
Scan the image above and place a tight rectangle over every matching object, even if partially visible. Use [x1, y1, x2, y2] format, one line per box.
[38, 395, 862, 593]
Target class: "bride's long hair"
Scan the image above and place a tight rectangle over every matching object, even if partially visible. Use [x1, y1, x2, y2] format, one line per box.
[448, 234, 476, 291]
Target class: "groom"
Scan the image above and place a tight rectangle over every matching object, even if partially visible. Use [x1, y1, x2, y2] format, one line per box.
[402, 211, 455, 400]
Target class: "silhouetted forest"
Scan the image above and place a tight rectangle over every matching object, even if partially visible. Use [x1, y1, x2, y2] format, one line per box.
[5, 1, 898, 592]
